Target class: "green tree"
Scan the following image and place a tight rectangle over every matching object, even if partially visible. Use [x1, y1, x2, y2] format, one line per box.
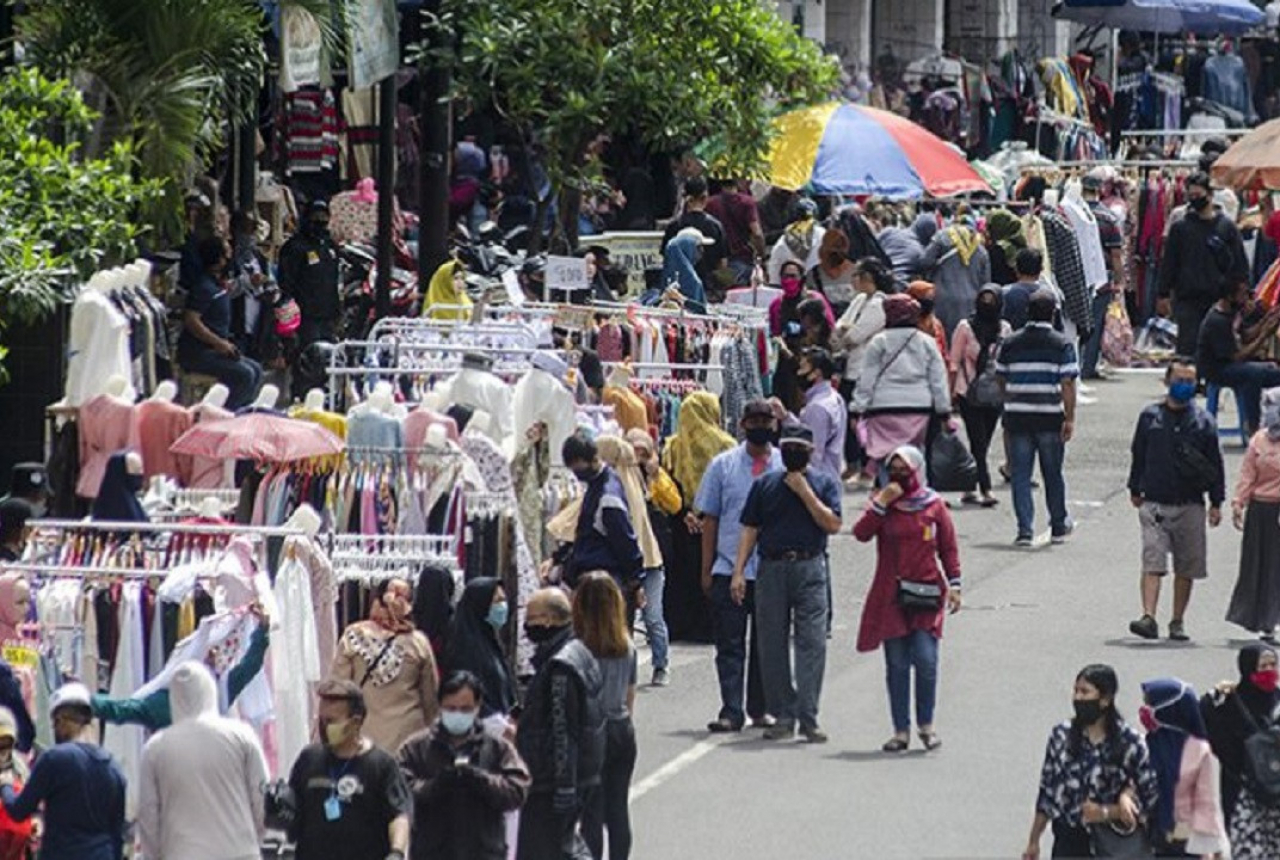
[423, 0, 838, 251]
[0, 68, 162, 384]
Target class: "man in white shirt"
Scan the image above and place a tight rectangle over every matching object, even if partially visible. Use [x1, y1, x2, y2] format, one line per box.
[138, 662, 268, 860]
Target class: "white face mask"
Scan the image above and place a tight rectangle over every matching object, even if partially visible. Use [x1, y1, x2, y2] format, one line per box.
[441, 709, 477, 736]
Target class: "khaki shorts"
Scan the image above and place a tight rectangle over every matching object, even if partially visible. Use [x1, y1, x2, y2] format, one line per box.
[1139, 502, 1208, 579]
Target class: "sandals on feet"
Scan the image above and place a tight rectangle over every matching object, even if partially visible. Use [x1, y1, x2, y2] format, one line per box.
[919, 732, 942, 751]
[881, 737, 909, 753]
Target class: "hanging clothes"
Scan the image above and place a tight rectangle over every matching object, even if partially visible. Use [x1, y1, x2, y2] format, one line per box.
[270, 548, 321, 773]
[102, 582, 146, 818]
[77, 395, 137, 500]
[133, 399, 193, 484]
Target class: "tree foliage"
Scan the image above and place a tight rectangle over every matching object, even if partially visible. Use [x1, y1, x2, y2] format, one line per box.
[424, 0, 838, 242]
[0, 68, 163, 383]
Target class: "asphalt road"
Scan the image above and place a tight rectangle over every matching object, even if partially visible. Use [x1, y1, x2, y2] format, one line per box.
[626, 371, 1257, 860]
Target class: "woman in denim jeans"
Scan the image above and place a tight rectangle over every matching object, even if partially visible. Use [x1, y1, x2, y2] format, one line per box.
[853, 446, 962, 753]
[626, 429, 682, 686]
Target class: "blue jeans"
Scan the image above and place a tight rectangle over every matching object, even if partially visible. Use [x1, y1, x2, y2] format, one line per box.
[882, 629, 940, 733]
[1218, 362, 1280, 431]
[1080, 289, 1111, 378]
[639, 567, 669, 670]
[755, 557, 828, 730]
[708, 576, 765, 726]
[1008, 429, 1070, 538]
[181, 349, 264, 410]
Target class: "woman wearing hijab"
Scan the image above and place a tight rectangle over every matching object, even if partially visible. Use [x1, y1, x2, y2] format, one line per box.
[949, 285, 1012, 507]
[1140, 678, 1229, 856]
[660, 229, 708, 314]
[851, 295, 952, 483]
[835, 258, 895, 485]
[662, 393, 736, 642]
[625, 428, 680, 685]
[853, 446, 961, 753]
[1023, 664, 1159, 859]
[767, 200, 826, 284]
[984, 208, 1028, 286]
[1228, 386, 1280, 641]
[91, 452, 148, 524]
[422, 259, 473, 321]
[442, 579, 516, 722]
[0, 707, 31, 860]
[921, 213, 991, 338]
[808, 228, 858, 316]
[907, 280, 948, 358]
[1203, 643, 1280, 852]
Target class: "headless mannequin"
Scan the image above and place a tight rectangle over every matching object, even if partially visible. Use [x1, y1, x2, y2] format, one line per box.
[149, 380, 177, 403]
[104, 374, 131, 401]
[198, 496, 224, 521]
[201, 384, 229, 409]
[1043, 188, 1060, 209]
[285, 503, 322, 538]
[304, 388, 326, 412]
[250, 384, 280, 411]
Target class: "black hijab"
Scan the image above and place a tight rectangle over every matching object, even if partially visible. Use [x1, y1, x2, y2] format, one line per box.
[835, 207, 891, 268]
[971, 284, 1004, 347]
[1203, 643, 1280, 813]
[443, 578, 517, 718]
[91, 453, 147, 523]
[1237, 643, 1280, 720]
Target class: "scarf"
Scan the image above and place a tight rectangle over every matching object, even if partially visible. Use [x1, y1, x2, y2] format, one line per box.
[886, 445, 939, 511]
[596, 435, 663, 568]
[423, 259, 472, 321]
[1263, 385, 1280, 440]
[662, 392, 736, 508]
[443, 578, 517, 717]
[883, 293, 922, 328]
[971, 284, 1005, 346]
[783, 219, 819, 259]
[1141, 678, 1206, 837]
[984, 208, 1027, 263]
[947, 225, 981, 267]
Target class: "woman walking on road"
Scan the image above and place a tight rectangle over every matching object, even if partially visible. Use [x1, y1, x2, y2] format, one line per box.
[949, 285, 1010, 507]
[1227, 386, 1280, 641]
[575, 572, 638, 860]
[852, 446, 961, 753]
[1022, 664, 1159, 859]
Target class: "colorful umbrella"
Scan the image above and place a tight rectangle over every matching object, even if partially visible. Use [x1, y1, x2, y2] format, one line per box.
[170, 412, 344, 464]
[1052, 0, 1263, 34]
[1212, 119, 1280, 191]
[767, 103, 991, 199]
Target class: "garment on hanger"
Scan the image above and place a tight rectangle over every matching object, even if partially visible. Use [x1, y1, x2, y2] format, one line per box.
[64, 289, 133, 408]
[187, 402, 234, 489]
[271, 548, 321, 773]
[77, 395, 137, 500]
[133, 399, 193, 484]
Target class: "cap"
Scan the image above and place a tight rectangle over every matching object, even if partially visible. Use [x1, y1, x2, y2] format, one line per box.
[741, 399, 775, 421]
[461, 352, 494, 372]
[50, 682, 92, 715]
[9, 463, 48, 500]
[676, 227, 714, 246]
[779, 425, 815, 448]
[305, 199, 330, 216]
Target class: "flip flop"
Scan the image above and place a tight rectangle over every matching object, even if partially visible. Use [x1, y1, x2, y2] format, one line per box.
[919, 732, 943, 751]
[881, 737, 909, 753]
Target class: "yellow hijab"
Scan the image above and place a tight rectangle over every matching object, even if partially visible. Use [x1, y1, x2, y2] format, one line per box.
[422, 259, 472, 320]
[596, 435, 663, 569]
[662, 392, 735, 508]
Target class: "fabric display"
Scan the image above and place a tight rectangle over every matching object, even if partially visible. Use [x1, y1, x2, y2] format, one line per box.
[63, 280, 171, 408]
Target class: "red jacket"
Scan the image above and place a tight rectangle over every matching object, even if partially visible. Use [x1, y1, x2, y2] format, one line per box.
[853, 497, 961, 653]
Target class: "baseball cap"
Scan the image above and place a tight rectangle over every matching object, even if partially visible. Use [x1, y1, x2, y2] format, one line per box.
[8, 464, 48, 500]
[676, 227, 714, 246]
[50, 682, 92, 716]
[779, 426, 815, 448]
[741, 399, 775, 421]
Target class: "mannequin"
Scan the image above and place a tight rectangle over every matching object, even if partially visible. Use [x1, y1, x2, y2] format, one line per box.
[421, 390, 445, 411]
[104, 374, 131, 400]
[1063, 178, 1083, 204]
[201, 384, 229, 409]
[250, 384, 279, 411]
[149, 380, 177, 403]
[303, 388, 326, 412]
[606, 365, 632, 389]
[285, 503, 322, 538]
[198, 496, 224, 521]
[366, 382, 394, 415]
[353, 177, 378, 205]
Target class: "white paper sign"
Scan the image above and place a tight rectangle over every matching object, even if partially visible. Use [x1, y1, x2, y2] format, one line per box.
[501, 269, 525, 306]
[280, 6, 323, 93]
[545, 255, 590, 292]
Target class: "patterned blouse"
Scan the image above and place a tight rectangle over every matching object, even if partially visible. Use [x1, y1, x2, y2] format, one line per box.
[1036, 721, 1161, 828]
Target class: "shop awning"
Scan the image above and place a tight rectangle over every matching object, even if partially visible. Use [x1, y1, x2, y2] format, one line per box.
[1052, 0, 1263, 34]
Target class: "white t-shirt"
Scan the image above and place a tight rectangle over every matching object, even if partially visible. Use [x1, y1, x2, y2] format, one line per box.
[1059, 197, 1109, 292]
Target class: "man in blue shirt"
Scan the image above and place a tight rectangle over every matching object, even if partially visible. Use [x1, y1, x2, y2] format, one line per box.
[1, 682, 126, 860]
[695, 399, 781, 733]
[996, 289, 1079, 547]
[561, 433, 645, 601]
[734, 426, 843, 743]
[1126, 359, 1224, 643]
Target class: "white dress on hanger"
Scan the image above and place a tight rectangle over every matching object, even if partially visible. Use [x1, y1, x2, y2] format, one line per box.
[271, 553, 321, 774]
[102, 582, 146, 818]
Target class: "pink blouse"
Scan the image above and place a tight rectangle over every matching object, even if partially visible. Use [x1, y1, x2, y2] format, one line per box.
[134, 400, 193, 484]
[186, 403, 233, 489]
[1233, 431, 1280, 511]
[77, 395, 137, 499]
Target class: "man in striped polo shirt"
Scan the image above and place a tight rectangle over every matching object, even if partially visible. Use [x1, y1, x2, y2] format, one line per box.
[995, 289, 1080, 547]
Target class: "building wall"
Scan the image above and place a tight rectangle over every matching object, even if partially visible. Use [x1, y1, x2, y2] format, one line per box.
[871, 0, 944, 64]
[825, 0, 872, 67]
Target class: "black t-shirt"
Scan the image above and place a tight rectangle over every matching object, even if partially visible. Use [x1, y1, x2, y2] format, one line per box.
[288, 743, 412, 860]
[1196, 306, 1238, 383]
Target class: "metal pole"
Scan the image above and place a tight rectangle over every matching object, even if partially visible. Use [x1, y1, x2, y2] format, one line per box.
[418, 0, 453, 283]
[375, 75, 396, 320]
[237, 119, 257, 215]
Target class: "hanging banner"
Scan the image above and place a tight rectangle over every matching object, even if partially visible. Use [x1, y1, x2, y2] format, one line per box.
[349, 0, 400, 90]
[280, 5, 323, 93]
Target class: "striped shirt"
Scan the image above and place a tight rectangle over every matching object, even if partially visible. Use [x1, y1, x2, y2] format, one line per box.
[995, 322, 1079, 433]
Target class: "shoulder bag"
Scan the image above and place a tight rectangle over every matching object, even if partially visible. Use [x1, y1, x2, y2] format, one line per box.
[967, 340, 1004, 408]
[1089, 821, 1153, 857]
[1233, 695, 1280, 806]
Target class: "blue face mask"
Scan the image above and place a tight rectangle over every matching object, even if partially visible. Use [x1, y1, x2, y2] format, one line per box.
[486, 601, 509, 630]
[1168, 380, 1196, 404]
[440, 709, 477, 736]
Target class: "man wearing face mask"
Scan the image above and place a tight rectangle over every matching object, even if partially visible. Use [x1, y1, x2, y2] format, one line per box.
[278, 199, 341, 346]
[397, 671, 530, 860]
[733, 426, 842, 742]
[1157, 172, 1249, 357]
[1127, 360, 1225, 643]
[516, 588, 605, 860]
[1197, 279, 1280, 437]
[559, 433, 645, 602]
[287, 679, 412, 860]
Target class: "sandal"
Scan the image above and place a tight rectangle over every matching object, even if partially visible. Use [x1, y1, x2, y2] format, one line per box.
[919, 732, 943, 751]
[706, 718, 742, 734]
[979, 496, 999, 508]
[881, 737, 909, 753]
[961, 493, 981, 506]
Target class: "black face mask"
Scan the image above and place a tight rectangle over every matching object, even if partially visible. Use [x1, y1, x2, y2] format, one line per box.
[781, 448, 810, 472]
[571, 467, 596, 483]
[1072, 698, 1105, 726]
[976, 302, 999, 319]
[917, 299, 935, 316]
[524, 623, 560, 644]
[1188, 196, 1211, 212]
[744, 427, 773, 446]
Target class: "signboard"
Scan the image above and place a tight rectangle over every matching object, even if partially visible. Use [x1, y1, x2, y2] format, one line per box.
[545, 255, 590, 298]
[280, 6, 323, 93]
[349, 0, 400, 90]
[586, 232, 665, 296]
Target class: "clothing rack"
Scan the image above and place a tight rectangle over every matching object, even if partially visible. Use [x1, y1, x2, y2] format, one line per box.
[31, 519, 306, 538]
[367, 316, 542, 343]
[1118, 128, 1249, 138]
[604, 361, 724, 372]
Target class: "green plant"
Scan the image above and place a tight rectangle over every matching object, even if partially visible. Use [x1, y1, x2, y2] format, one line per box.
[0, 68, 162, 384]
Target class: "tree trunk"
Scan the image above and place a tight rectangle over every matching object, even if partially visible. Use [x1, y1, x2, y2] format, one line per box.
[417, 0, 453, 284]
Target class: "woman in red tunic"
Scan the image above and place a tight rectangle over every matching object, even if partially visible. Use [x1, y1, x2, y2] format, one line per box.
[853, 445, 962, 754]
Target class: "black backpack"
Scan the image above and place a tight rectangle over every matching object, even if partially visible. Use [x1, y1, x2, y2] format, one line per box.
[1235, 696, 1280, 806]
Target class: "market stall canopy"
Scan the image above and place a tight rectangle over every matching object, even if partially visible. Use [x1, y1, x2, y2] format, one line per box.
[1212, 118, 1280, 190]
[1051, 0, 1263, 34]
[170, 412, 344, 464]
[767, 103, 991, 198]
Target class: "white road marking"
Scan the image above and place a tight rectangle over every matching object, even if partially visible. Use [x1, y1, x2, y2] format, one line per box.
[629, 736, 726, 802]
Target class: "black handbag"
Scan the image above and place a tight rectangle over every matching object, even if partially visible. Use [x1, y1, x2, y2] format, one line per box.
[1235, 696, 1280, 806]
[1090, 822, 1153, 857]
[896, 579, 944, 613]
[928, 425, 979, 493]
[1172, 438, 1219, 495]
